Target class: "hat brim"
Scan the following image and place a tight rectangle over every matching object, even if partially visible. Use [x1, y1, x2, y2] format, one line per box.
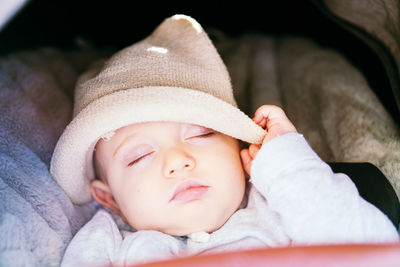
[50, 86, 266, 204]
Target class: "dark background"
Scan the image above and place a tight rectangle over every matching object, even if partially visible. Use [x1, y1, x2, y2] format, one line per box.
[0, 0, 374, 52]
[1, 0, 399, 124]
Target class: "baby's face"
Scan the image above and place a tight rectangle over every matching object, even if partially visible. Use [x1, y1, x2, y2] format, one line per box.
[92, 121, 246, 236]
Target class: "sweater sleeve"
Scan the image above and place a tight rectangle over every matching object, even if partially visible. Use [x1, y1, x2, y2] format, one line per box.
[250, 133, 399, 245]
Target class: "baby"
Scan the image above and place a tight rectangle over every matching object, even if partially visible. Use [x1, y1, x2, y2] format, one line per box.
[50, 15, 399, 266]
[91, 105, 296, 237]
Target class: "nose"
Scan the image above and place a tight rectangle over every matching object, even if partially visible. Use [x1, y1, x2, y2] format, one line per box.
[163, 148, 195, 178]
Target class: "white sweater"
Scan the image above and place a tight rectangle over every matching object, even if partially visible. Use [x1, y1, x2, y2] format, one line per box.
[61, 133, 399, 266]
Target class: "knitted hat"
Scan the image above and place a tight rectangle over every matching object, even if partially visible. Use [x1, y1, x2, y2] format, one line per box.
[50, 14, 266, 204]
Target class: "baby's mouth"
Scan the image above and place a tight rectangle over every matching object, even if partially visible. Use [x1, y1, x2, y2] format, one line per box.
[170, 180, 210, 202]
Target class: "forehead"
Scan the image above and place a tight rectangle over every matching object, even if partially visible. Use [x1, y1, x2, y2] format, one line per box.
[114, 121, 211, 139]
[96, 122, 206, 148]
[117, 121, 184, 134]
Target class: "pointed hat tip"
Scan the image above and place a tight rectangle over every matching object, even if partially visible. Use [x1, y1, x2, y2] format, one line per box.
[171, 14, 203, 33]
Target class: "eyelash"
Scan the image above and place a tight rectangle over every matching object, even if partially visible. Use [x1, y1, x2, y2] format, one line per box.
[128, 151, 154, 167]
[193, 132, 214, 138]
[127, 132, 214, 167]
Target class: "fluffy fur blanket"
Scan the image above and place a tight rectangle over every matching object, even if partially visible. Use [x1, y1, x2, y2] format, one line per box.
[0, 34, 399, 266]
[0, 49, 99, 266]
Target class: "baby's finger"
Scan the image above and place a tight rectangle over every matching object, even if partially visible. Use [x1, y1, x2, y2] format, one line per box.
[253, 112, 264, 124]
[253, 116, 267, 129]
[259, 117, 267, 129]
[254, 105, 286, 121]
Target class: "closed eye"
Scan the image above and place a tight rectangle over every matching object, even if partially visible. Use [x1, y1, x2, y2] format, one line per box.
[128, 151, 155, 167]
[188, 131, 214, 139]
[197, 132, 214, 138]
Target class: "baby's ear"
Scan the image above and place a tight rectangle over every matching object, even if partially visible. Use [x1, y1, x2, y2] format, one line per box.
[240, 148, 252, 178]
[90, 180, 121, 214]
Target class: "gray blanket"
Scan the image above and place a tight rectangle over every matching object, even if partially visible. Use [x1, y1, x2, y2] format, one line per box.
[0, 49, 100, 266]
[0, 35, 399, 266]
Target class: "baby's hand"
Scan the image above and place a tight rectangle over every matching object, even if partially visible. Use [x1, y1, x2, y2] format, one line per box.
[254, 105, 297, 144]
[240, 105, 297, 175]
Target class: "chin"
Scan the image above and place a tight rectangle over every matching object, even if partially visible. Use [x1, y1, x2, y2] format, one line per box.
[173, 215, 232, 236]
[152, 200, 242, 236]
[159, 219, 220, 237]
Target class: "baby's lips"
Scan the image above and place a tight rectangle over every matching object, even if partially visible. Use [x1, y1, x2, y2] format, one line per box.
[170, 180, 209, 202]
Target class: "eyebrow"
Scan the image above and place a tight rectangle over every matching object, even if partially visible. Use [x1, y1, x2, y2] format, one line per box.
[112, 133, 138, 158]
[181, 123, 205, 135]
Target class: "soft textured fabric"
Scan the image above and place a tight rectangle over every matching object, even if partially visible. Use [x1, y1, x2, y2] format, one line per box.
[322, 0, 400, 87]
[317, 0, 400, 199]
[0, 49, 100, 267]
[50, 15, 266, 205]
[61, 133, 399, 267]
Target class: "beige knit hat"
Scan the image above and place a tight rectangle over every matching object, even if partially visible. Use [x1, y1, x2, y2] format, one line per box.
[50, 14, 266, 204]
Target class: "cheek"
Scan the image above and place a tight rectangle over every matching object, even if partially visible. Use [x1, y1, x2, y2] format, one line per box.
[217, 140, 244, 174]
[219, 142, 246, 190]
[206, 144, 245, 185]
[111, 173, 168, 228]
[111, 179, 142, 210]
[107, 170, 144, 208]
